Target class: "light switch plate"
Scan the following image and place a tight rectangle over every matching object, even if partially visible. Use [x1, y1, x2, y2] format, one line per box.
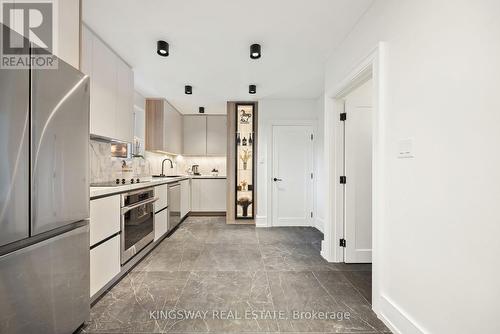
[397, 138, 415, 159]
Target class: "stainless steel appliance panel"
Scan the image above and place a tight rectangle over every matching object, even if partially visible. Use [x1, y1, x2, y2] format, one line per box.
[168, 183, 181, 231]
[121, 188, 156, 264]
[0, 223, 90, 334]
[30, 52, 90, 236]
[0, 48, 30, 247]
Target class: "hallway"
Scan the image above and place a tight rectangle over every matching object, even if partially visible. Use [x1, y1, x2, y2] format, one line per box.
[81, 217, 389, 333]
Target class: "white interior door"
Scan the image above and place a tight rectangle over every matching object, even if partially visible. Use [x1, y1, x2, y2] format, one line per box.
[272, 125, 313, 226]
[344, 79, 373, 263]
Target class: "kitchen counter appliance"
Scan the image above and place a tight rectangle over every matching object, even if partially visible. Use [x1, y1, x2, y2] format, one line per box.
[120, 188, 158, 264]
[0, 24, 90, 334]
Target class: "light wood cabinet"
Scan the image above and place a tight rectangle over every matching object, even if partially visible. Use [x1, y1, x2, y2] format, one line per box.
[81, 25, 134, 143]
[145, 99, 183, 155]
[183, 116, 207, 155]
[89, 195, 120, 247]
[206, 116, 227, 155]
[191, 178, 226, 212]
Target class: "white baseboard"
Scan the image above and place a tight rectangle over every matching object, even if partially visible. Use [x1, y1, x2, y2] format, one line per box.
[255, 215, 268, 227]
[314, 217, 325, 233]
[377, 295, 426, 334]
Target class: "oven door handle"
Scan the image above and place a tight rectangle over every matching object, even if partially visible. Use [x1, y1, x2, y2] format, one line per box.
[121, 197, 159, 214]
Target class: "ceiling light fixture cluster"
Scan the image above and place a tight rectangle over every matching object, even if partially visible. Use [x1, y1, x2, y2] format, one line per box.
[156, 41, 262, 103]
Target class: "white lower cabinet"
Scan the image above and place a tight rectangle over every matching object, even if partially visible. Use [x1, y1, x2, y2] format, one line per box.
[90, 234, 120, 297]
[180, 179, 191, 218]
[154, 208, 168, 241]
[191, 179, 226, 212]
[90, 195, 120, 246]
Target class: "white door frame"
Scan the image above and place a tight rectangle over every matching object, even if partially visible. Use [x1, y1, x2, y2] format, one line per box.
[267, 119, 316, 228]
[321, 42, 386, 313]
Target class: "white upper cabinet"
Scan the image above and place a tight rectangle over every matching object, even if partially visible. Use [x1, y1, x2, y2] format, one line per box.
[164, 102, 183, 154]
[81, 25, 134, 143]
[115, 59, 134, 143]
[183, 116, 207, 155]
[206, 116, 227, 155]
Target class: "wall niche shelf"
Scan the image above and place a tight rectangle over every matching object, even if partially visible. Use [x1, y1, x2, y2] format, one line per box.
[226, 102, 258, 224]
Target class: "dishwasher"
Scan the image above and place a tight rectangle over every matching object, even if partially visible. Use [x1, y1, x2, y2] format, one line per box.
[168, 182, 181, 232]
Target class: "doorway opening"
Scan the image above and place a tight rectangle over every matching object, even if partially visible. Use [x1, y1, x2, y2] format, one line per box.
[340, 79, 373, 263]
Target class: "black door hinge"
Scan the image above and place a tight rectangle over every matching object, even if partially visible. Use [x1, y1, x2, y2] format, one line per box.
[340, 113, 347, 121]
[311, 173, 314, 179]
[340, 176, 347, 184]
[340, 238, 346, 247]
[310, 212, 313, 218]
[310, 134, 314, 140]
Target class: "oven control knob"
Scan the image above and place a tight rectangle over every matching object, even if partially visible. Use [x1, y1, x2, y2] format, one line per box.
[115, 178, 120, 184]
[136, 178, 140, 183]
[121, 179, 126, 184]
[130, 179, 135, 184]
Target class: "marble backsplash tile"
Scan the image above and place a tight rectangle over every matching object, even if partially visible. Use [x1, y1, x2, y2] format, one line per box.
[90, 139, 227, 183]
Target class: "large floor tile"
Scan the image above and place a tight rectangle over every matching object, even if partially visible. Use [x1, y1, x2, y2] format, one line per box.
[260, 242, 332, 271]
[82, 271, 190, 333]
[192, 243, 264, 271]
[135, 241, 205, 272]
[267, 271, 381, 333]
[257, 227, 323, 245]
[165, 271, 277, 333]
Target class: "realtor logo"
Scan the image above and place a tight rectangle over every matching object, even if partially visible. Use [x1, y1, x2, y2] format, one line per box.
[0, 0, 58, 69]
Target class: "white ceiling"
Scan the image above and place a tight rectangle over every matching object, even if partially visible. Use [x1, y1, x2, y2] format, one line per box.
[83, 0, 373, 114]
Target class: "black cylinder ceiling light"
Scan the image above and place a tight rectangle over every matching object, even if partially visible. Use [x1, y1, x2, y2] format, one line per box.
[185, 85, 192, 95]
[250, 43, 261, 59]
[157, 40, 169, 57]
[249, 84, 257, 94]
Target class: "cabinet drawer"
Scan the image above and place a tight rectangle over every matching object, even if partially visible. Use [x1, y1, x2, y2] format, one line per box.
[154, 209, 168, 241]
[90, 195, 121, 246]
[154, 184, 168, 212]
[90, 234, 120, 297]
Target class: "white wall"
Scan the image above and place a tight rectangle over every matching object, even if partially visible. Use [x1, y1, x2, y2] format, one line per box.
[256, 99, 319, 227]
[322, 1, 500, 333]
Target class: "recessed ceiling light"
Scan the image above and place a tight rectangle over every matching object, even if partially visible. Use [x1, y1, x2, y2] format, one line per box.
[250, 44, 261, 59]
[199, 107, 205, 114]
[249, 84, 257, 94]
[185, 85, 192, 94]
[157, 40, 169, 57]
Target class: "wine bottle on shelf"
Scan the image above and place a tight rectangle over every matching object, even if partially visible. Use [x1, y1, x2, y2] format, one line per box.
[248, 133, 253, 145]
[242, 136, 247, 146]
[236, 133, 241, 145]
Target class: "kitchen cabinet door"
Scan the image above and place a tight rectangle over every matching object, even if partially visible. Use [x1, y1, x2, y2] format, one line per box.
[183, 116, 207, 155]
[115, 58, 134, 143]
[191, 179, 226, 212]
[163, 102, 182, 154]
[80, 26, 92, 76]
[191, 179, 202, 211]
[89, 34, 117, 139]
[90, 234, 120, 297]
[154, 209, 168, 242]
[90, 195, 120, 247]
[154, 184, 168, 212]
[206, 116, 227, 155]
[180, 179, 191, 218]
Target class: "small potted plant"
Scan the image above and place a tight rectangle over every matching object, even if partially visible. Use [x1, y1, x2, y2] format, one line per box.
[240, 149, 251, 170]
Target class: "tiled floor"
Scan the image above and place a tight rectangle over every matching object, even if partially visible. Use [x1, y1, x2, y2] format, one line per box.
[80, 217, 389, 333]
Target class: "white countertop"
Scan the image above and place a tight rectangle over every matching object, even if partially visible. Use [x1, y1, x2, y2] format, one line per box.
[90, 175, 226, 199]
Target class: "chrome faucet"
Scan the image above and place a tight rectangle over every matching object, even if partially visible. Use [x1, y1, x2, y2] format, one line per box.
[160, 158, 174, 176]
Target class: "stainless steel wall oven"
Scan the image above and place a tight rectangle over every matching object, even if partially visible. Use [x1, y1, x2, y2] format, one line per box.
[120, 188, 157, 264]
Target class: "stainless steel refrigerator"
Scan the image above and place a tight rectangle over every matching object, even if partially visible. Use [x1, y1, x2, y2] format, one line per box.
[0, 24, 90, 333]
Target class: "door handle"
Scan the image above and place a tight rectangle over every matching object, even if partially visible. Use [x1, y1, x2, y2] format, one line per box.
[273, 178, 283, 182]
[121, 197, 159, 214]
